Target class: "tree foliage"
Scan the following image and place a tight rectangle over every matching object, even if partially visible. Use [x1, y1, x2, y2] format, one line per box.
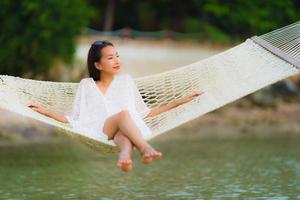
[0, 0, 91, 77]
[89, 0, 300, 41]
[1, 0, 299, 77]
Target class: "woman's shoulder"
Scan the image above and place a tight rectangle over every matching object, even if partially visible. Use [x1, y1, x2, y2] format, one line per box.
[74, 78, 93, 91]
[113, 73, 131, 83]
[121, 73, 133, 81]
[79, 77, 93, 85]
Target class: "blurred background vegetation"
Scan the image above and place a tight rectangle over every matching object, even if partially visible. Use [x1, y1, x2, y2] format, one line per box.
[0, 0, 299, 106]
[1, 0, 299, 78]
[0, 0, 91, 78]
[1, 2, 300, 197]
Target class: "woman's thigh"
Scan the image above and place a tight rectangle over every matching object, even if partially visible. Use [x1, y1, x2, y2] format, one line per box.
[102, 112, 120, 140]
[103, 110, 133, 140]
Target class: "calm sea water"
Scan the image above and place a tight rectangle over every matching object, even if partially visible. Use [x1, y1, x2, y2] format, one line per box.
[0, 132, 300, 199]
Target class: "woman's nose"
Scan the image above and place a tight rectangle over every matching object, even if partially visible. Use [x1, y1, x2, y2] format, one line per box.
[115, 57, 120, 64]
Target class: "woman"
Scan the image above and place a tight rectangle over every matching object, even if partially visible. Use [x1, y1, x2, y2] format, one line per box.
[27, 40, 204, 172]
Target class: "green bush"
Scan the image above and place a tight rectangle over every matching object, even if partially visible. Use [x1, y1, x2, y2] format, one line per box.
[203, 25, 230, 43]
[199, 0, 300, 39]
[0, 0, 91, 78]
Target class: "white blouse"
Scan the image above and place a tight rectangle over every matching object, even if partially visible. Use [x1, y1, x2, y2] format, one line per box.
[65, 73, 152, 143]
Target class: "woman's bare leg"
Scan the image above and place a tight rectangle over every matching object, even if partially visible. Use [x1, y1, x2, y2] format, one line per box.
[113, 130, 133, 172]
[103, 110, 162, 163]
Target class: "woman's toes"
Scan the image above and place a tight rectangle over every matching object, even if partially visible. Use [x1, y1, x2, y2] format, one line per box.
[146, 149, 162, 158]
[117, 163, 132, 172]
[117, 159, 132, 166]
[140, 147, 162, 164]
[123, 164, 132, 172]
[154, 152, 162, 158]
[117, 159, 133, 172]
[142, 157, 153, 164]
[126, 160, 132, 165]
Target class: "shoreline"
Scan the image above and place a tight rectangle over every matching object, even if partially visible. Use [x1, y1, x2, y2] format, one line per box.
[1, 102, 299, 145]
[156, 101, 300, 142]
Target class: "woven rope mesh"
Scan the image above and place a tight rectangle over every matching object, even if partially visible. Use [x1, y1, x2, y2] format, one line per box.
[0, 38, 299, 153]
[260, 21, 300, 61]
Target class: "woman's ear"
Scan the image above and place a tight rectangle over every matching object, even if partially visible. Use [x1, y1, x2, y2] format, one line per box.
[94, 62, 102, 70]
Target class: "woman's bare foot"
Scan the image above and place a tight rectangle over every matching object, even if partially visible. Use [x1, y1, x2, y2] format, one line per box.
[116, 150, 132, 172]
[140, 145, 162, 164]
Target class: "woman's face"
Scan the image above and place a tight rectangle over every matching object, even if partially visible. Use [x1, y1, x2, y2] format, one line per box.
[95, 45, 121, 75]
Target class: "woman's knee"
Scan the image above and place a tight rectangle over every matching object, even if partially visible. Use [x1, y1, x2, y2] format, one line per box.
[117, 110, 131, 120]
[102, 114, 119, 137]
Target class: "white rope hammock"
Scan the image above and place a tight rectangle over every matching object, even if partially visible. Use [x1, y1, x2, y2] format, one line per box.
[1, 21, 299, 153]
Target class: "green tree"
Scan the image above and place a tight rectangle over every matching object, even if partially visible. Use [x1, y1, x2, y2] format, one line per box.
[0, 0, 91, 78]
[87, 0, 300, 42]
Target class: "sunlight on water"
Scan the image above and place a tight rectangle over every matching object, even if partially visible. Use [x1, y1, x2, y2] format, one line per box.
[0, 132, 300, 199]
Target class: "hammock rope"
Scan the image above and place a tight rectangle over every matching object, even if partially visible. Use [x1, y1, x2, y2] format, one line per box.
[0, 21, 299, 153]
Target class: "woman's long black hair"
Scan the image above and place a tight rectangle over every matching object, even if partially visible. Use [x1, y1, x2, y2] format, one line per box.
[87, 40, 114, 81]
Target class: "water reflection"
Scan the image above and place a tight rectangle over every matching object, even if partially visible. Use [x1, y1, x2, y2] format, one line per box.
[0, 133, 300, 199]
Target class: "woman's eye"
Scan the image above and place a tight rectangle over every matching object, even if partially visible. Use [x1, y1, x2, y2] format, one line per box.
[108, 57, 112, 60]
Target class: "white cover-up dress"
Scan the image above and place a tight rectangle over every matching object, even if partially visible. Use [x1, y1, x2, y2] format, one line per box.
[65, 73, 152, 143]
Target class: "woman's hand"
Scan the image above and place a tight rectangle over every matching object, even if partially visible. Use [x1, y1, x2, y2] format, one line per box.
[176, 90, 204, 106]
[26, 103, 49, 116]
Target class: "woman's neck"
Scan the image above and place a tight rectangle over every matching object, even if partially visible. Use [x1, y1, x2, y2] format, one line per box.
[98, 73, 115, 86]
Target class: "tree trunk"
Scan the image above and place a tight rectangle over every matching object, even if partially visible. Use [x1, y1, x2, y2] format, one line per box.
[103, 0, 115, 32]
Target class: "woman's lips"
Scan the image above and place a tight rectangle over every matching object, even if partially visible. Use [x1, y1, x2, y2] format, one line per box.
[113, 65, 120, 69]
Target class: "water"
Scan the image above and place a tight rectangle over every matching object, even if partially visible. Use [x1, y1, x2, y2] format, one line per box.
[75, 41, 225, 77]
[0, 133, 300, 199]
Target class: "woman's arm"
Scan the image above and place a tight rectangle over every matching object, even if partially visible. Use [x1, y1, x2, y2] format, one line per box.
[26, 80, 84, 124]
[144, 90, 204, 119]
[27, 104, 69, 123]
[144, 100, 178, 118]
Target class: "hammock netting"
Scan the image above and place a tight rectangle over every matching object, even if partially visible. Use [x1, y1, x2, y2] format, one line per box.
[0, 21, 299, 153]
